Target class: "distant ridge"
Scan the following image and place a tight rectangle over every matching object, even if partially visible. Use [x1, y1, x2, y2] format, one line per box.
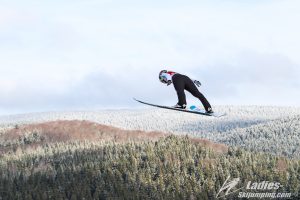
[0, 120, 228, 154]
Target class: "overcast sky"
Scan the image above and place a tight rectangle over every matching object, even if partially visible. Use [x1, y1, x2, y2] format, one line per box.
[0, 0, 300, 115]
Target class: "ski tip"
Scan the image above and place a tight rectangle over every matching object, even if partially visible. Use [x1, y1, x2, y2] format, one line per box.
[133, 98, 142, 103]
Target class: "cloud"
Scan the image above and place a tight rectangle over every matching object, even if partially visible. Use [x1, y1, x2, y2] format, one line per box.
[0, 0, 300, 114]
[56, 69, 177, 109]
[193, 51, 300, 105]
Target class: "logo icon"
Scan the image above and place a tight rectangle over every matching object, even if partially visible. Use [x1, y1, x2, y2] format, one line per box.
[216, 176, 243, 198]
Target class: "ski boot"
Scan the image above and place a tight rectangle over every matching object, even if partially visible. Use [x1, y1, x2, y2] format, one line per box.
[206, 107, 214, 114]
[173, 104, 186, 109]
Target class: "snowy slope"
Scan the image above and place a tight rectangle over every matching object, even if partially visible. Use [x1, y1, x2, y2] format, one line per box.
[0, 106, 300, 157]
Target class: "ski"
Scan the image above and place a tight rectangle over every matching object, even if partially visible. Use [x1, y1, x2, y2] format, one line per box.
[134, 98, 226, 117]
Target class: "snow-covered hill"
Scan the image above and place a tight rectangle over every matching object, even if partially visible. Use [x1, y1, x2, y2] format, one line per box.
[1, 106, 300, 157]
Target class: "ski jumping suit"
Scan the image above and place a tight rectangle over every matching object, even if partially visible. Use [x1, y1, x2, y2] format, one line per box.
[162, 71, 212, 111]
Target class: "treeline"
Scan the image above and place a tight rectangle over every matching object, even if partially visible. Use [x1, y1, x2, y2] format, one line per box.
[0, 135, 299, 199]
[219, 115, 300, 158]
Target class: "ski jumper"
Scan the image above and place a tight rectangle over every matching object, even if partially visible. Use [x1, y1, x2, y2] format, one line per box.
[160, 71, 212, 112]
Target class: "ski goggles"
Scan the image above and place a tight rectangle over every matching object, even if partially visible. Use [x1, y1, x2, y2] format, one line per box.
[159, 75, 168, 83]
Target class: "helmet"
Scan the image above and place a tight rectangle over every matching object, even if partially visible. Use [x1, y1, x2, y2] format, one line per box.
[159, 70, 168, 83]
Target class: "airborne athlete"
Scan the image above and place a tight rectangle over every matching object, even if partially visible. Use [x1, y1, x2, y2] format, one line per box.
[158, 70, 213, 114]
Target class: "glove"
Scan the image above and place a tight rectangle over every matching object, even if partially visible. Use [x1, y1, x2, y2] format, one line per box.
[194, 80, 201, 87]
[167, 80, 172, 86]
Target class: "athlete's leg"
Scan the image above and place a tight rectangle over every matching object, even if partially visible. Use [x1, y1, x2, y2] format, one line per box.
[172, 74, 186, 106]
[184, 76, 212, 111]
